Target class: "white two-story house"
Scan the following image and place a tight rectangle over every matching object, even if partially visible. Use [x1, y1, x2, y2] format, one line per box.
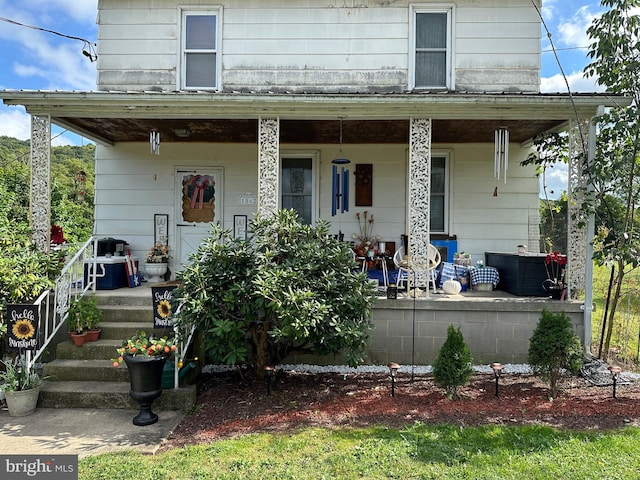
[2, 1, 629, 363]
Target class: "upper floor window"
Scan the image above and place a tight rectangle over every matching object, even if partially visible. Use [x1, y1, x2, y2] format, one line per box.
[181, 10, 221, 90]
[411, 8, 452, 90]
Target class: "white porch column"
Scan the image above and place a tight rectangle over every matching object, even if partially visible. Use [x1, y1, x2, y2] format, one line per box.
[567, 117, 590, 300]
[258, 117, 280, 218]
[30, 115, 51, 252]
[408, 118, 432, 291]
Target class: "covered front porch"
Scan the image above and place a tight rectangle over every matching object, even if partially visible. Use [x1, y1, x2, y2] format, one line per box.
[1, 89, 627, 352]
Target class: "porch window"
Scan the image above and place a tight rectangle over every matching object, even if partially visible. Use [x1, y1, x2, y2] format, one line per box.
[411, 8, 452, 90]
[281, 157, 314, 225]
[430, 156, 448, 233]
[181, 11, 221, 90]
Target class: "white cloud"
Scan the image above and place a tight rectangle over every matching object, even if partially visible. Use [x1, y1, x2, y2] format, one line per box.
[540, 71, 605, 93]
[16, 0, 97, 25]
[556, 6, 597, 48]
[0, 107, 31, 140]
[541, 0, 559, 21]
[0, 106, 83, 146]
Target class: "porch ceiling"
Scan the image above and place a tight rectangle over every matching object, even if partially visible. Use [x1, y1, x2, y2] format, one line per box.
[2, 90, 629, 146]
[57, 118, 562, 144]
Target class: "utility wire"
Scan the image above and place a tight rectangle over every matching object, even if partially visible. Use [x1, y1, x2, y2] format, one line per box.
[529, 0, 587, 154]
[0, 16, 97, 61]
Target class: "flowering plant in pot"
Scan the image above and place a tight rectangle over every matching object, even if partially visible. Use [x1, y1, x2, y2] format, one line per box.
[352, 211, 379, 254]
[543, 251, 567, 297]
[113, 331, 177, 364]
[113, 331, 178, 426]
[145, 244, 171, 263]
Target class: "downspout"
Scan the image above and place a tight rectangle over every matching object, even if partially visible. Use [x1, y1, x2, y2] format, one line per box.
[582, 105, 604, 355]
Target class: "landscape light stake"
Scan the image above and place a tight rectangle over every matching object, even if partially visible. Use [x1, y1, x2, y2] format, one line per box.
[265, 366, 275, 396]
[491, 362, 504, 397]
[388, 362, 400, 398]
[608, 365, 622, 398]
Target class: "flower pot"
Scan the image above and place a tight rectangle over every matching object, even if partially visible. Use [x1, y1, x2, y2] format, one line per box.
[123, 354, 169, 426]
[548, 288, 564, 300]
[85, 328, 101, 342]
[5, 387, 41, 417]
[144, 262, 168, 283]
[69, 331, 87, 346]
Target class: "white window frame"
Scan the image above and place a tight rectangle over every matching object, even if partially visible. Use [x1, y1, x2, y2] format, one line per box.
[179, 7, 223, 91]
[279, 151, 320, 225]
[409, 4, 455, 90]
[429, 151, 451, 235]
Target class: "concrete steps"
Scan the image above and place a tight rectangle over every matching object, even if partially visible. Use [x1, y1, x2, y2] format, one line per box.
[40, 288, 196, 410]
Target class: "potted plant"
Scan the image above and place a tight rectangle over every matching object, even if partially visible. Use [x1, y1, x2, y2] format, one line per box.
[543, 251, 567, 299]
[113, 331, 178, 426]
[68, 296, 102, 342]
[68, 310, 87, 346]
[0, 357, 46, 416]
[144, 243, 171, 283]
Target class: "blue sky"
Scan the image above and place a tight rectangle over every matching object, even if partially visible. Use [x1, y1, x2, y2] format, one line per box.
[0, 0, 621, 193]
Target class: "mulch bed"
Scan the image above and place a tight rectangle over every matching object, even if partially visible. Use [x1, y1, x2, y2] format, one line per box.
[159, 368, 640, 452]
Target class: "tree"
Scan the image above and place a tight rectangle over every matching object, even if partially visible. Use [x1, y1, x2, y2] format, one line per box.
[173, 209, 377, 377]
[0, 136, 95, 243]
[583, 0, 640, 358]
[528, 310, 583, 399]
[432, 325, 474, 398]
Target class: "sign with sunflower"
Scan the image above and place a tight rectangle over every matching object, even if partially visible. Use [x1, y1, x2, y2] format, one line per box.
[7, 304, 39, 351]
[152, 284, 178, 329]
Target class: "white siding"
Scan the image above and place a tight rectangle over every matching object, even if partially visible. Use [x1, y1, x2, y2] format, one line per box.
[450, 144, 539, 257]
[94, 140, 539, 267]
[97, 0, 540, 93]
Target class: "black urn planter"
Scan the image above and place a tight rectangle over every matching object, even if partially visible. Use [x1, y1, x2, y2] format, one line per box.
[123, 354, 169, 426]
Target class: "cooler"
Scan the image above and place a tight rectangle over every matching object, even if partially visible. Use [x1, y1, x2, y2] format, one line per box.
[84, 256, 137, 290]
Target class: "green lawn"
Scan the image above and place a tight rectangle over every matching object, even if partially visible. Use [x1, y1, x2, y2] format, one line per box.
[80, 424, 640, 480]
[591, 264, 640, 366]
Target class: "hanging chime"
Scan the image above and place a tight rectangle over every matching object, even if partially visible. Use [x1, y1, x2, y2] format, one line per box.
[150, 129, 160, 155]
[494, 127, 509, 184]
[331, 118, 350, 216]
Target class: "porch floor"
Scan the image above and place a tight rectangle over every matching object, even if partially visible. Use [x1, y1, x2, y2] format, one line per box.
[90, 282, 562, 303]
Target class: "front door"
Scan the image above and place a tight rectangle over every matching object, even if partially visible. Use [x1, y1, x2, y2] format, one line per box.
[175, 167, 223, 268]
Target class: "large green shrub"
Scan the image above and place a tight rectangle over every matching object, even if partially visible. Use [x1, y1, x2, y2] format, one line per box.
[173, 209, 377, 377]
[528, 309, 583, 398]
[433, 325, 474, 398]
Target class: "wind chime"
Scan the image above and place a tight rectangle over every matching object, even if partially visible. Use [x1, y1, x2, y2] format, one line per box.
[74, 170, 86, 203]
[331, 118, 350, 224]
[493, 127, 509, 196]
[150, 128, 160, 155]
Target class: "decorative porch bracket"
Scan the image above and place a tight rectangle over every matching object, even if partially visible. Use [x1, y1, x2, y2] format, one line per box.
[31, 115, 52, 252]
[567, 117, 591, 299]
[408, 118, 432, 291]
[258, 117, 280, 219]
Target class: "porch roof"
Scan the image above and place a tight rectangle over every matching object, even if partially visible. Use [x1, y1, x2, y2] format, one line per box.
[1, 90, 630, 146]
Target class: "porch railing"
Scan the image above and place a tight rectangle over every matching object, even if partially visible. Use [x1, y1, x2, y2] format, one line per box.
[24, 237, 196, 390]
[26, 237, 97, 372]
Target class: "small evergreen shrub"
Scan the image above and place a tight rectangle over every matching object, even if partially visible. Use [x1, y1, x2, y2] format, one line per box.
[528, 309, 583, 398]
[433, 325, 474, 398]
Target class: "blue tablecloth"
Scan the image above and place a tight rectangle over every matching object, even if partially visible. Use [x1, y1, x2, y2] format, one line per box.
[469, 266, 500, 287]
